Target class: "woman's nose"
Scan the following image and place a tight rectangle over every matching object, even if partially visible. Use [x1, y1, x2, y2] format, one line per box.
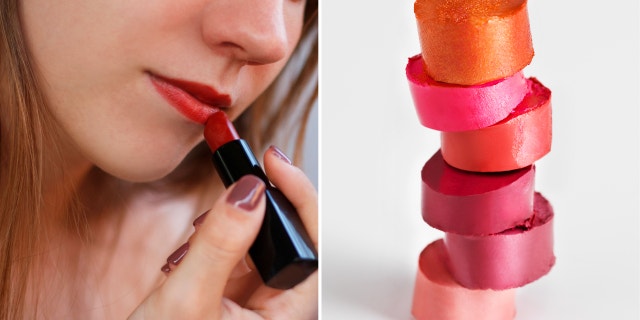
[201, 0, 289, 65]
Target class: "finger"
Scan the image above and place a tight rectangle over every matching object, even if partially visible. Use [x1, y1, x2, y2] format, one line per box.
[246, 272, 319, 318]
[158, 175, 266, 313]
[264, 145, 318, 246]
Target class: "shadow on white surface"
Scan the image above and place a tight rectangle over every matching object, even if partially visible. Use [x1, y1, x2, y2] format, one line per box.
[323, 258, 415, 319]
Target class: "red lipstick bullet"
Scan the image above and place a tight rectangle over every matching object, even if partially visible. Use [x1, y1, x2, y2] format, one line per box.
[204, 112, 318, 289]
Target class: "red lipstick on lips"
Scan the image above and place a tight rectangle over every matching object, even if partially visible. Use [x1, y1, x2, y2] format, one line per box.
[149, 73, 231, 124]
[204, 112, 318, 289]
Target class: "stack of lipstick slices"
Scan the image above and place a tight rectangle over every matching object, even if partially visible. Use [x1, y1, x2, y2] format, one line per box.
[406, 0, 555, 319]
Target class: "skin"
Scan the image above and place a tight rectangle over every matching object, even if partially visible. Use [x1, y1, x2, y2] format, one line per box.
[18, 0, 317, 318]
[21, 0, 304, 182]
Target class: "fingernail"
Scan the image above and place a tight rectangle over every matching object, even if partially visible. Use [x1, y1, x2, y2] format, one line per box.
[269, 145, 292, 165]
[193, 210, 210, 227]
[161, 263, 172, 274]
[167, 242, 190, 266]
[226, 175, 265, 211]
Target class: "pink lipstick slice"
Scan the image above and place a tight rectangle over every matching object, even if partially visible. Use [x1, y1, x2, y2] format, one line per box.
[406, 54, 528, 132]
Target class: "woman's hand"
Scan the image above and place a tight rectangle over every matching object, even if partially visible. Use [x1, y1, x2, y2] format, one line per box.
[128, 146, 318, 319]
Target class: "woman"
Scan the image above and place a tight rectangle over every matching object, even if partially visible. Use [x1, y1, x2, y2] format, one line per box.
[0, 0, 318, 318]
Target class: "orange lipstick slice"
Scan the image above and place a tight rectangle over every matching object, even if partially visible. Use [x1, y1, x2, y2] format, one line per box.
[414, 0, 534, 85]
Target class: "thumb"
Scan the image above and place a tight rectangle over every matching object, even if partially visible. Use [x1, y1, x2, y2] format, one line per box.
[156, 175, 266, 316]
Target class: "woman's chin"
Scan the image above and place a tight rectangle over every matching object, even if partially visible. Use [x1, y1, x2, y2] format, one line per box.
[98, 158, 185, 183]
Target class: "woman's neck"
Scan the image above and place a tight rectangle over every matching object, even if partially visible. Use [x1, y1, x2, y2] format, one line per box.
[35, 151, 226, 318]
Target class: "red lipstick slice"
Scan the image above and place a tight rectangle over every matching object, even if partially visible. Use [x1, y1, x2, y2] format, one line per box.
[421, 150, 535, 236]
[204, 111, 239, 151]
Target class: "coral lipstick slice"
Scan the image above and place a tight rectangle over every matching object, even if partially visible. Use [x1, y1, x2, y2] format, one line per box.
[411, 239, 516, 320]
[441, 77, 552, 172]
[204, 112, 318, 289]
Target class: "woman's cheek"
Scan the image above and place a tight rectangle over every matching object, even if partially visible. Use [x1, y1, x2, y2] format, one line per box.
[80, 119, 202, 182]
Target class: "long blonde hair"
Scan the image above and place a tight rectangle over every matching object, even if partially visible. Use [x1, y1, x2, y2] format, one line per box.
[0, 0, 318, 317]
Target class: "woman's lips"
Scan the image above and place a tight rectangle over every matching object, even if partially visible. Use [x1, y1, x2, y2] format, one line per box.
[149, 72, 231, 125]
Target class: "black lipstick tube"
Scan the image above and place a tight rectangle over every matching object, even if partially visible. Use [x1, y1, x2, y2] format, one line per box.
[211, 139, 318, 289]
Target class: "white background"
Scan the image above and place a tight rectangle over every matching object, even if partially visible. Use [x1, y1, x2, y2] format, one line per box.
[320, 1, 639, 319]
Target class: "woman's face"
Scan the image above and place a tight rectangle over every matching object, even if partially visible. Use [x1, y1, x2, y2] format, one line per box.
[20, 0, 305, 182]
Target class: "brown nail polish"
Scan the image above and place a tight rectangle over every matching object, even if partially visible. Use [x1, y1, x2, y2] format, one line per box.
[193, 210, 210, 227]
[167, 242, 189, 265]
[161, 263, 172, 273]
[226, 175, 265, 211]
[269, 145, 292, 165]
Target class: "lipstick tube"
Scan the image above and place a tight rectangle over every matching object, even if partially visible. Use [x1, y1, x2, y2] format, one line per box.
[207, 115, 318, 289]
